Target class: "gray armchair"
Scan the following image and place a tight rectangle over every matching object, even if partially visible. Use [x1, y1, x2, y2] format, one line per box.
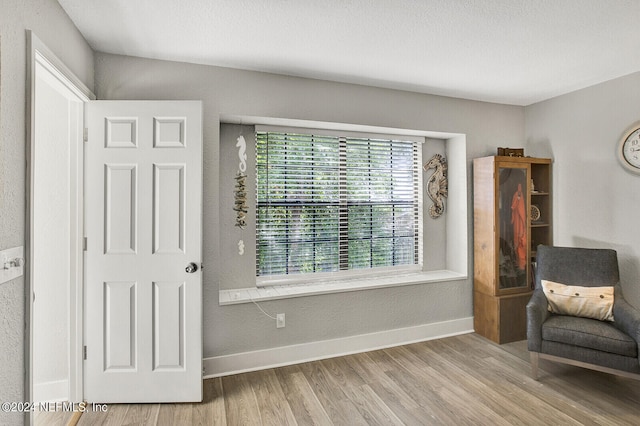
[527, 245, 640, 380]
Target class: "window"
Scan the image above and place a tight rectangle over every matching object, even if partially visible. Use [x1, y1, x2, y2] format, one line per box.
[256, 128, 423, 282]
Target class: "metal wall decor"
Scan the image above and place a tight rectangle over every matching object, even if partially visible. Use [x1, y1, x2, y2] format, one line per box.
[234, 135, 248, 229]
[424, 154, 448, 219]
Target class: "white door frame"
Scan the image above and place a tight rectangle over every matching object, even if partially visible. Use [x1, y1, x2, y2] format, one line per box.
[25, 31, 95, 415]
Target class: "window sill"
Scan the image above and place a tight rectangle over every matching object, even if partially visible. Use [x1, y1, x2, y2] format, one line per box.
[218, 270, 467, 305]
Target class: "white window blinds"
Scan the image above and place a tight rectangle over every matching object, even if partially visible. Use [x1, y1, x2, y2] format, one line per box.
[256, 129, 422, 278]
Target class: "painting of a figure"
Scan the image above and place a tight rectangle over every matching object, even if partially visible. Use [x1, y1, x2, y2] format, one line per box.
[498, 167, 527, 289]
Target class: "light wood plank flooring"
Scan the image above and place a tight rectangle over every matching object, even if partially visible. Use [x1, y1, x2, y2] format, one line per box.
[40, 333, 640, 425]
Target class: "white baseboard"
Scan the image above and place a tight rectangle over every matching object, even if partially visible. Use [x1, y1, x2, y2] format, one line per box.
[203, 317, 473, 378]
[33, 379, 68, 403]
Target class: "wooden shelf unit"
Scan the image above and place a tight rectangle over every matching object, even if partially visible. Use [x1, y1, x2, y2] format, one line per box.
[473, 156, 552, 343]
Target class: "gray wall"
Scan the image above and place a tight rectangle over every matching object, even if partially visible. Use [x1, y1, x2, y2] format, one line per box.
[0, 0, 94, 424]
[95, 52, 525, 358]
[525, 71, 640, 306]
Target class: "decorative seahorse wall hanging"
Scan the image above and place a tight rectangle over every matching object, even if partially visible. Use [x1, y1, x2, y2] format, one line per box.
[234, 135, 248, 230]
[424, 154, 448, 219]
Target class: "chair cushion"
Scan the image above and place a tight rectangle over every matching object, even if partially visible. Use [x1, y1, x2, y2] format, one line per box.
[542, 279, 614, 321]
[542, 315, 637, 358]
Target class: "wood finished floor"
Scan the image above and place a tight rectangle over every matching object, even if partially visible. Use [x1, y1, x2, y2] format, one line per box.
[38, 333, 640, 425]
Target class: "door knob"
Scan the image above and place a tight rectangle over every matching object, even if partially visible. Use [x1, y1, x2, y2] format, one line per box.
[185, 262, 198, 273]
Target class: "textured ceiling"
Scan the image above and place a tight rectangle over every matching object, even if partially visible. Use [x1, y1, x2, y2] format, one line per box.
[58, 0, 640, 105]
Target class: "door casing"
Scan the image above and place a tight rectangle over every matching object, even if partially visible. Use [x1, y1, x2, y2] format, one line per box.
[26, 30, 95, 417]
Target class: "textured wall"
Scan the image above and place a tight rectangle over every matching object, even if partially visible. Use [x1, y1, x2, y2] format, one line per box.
[94, 52, 525, 358]
[0, 0, 93, 424]
[525, 71, 640, 307]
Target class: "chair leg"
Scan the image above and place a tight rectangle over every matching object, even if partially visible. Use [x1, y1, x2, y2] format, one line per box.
[530, 351, 539, 380]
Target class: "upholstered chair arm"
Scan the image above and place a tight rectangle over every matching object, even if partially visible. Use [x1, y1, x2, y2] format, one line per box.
[613, 285, 640, 352]
[526, 289, 549, 352]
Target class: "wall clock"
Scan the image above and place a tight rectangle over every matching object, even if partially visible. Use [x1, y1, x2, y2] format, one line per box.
[618, 122, 640, 175]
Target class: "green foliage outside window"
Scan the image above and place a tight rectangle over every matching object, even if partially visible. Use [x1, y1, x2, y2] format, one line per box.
[256, 131, 420, 277]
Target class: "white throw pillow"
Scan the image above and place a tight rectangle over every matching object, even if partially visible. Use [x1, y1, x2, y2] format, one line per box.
[541, 279, 614, 322]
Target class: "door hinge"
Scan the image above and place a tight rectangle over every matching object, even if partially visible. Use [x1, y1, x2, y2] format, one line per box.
[83, 346, 87, 360]
[83, 128, 88, 143]
[83, 237, 87, 251]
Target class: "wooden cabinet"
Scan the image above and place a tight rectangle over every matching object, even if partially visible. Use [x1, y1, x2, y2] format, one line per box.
[473, 156, 552, 343]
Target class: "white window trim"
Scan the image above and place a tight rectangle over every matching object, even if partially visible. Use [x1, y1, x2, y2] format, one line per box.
[218, 115, 469, 305]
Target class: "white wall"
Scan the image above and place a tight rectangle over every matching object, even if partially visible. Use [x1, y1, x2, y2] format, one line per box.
[525, 71, 640, 306]
[32, 77, 71, 401]
[95, 52, 525, 360]
[32, 59, 86, 402]
[0, 0, 93, 424]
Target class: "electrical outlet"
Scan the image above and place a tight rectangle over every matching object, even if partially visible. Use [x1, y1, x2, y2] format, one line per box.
[276, 313, 285, 328]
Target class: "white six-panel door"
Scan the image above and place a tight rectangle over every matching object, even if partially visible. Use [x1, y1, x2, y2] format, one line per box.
[84, 101, 202, 402]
